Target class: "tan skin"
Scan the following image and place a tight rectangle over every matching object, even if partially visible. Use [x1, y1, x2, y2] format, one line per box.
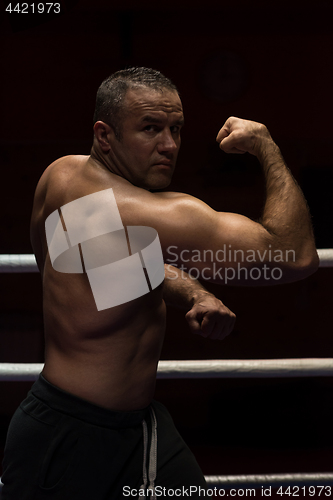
[30, 87, 318, 410]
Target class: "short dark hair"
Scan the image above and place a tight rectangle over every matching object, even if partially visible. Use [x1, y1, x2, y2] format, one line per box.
[93, 67, 179, 140]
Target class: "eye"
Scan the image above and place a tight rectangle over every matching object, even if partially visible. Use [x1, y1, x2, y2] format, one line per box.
[170, 126, 180, 134]
[143, 125, 159, 133]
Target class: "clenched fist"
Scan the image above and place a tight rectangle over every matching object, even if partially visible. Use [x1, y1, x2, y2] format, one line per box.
[216, 116, 274, 158]
[185, 292, 236, 341]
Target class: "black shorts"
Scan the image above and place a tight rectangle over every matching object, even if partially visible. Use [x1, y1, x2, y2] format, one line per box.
[1, 375, 206, 499]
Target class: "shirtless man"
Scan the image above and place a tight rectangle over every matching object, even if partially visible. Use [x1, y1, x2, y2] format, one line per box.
[2, 67, 318, 499]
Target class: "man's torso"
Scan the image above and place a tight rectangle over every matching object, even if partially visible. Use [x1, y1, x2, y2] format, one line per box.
[31, 155, 169, 410]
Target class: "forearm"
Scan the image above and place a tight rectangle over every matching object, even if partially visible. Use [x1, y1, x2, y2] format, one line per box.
[163, 264, 211, 309]
[163, 264, 236, 339]
[256, 135, 318, 268]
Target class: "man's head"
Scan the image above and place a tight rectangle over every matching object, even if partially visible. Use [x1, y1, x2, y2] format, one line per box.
[92, 67, 184, 190]
[93, 67, 179, 140]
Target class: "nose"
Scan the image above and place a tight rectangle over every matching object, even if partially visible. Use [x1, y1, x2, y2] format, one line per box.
[157, 129, 178, 154]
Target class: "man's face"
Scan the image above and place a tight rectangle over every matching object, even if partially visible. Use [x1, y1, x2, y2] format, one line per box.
[108, 87, 184, 190]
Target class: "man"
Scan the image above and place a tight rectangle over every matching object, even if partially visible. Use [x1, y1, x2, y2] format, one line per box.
[1, 67, 318, 499]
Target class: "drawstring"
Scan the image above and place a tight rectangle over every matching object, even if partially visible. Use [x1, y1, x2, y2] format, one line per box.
[138, 407, 157, 500]
[148, 408, 157, 499]
[138, 419, 148, 499]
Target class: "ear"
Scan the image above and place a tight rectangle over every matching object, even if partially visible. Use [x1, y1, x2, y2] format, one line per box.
[93, 121, 114, 153]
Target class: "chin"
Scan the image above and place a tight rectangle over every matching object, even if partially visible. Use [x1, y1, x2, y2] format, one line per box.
[143, 174, 172, 191]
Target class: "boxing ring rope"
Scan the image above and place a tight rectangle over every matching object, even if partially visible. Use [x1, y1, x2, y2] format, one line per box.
[0, 249, 333, 272]
[1, 474, 333, 493]
[0, 254, 38, 272]
[206, 473, 333, 488]
[1, 359, 333, 382]
[1, 252, 333, 493]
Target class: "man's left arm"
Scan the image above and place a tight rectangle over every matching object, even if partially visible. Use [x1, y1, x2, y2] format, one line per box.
[163, 264, 236, 340]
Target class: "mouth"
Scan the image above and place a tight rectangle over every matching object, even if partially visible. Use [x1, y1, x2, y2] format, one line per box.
[153, 161, 174, 168]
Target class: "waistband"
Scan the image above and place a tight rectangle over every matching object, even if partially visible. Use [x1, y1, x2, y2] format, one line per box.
[29, 374, 150, 429]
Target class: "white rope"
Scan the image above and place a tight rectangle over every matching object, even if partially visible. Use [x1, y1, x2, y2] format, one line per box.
[205, 472, 333, 487]
[318, 248, 333, 267]
[0, 254, 38, 272]
[0, 249, 333, 272]
[1, 359, 333, 382]
[157, 359, 333, 378]
[1, 473, 332, 493]
[0, 363, 43, 381]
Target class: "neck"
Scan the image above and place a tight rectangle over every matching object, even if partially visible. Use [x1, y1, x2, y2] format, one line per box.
[89, 144, 137, 190]
[90, 144, 115, 174]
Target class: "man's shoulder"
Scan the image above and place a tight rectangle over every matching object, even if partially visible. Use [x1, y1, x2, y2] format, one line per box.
[35, 155, 86, 193]
[42, 155, 88, 184]
[35, 155, 92, 207]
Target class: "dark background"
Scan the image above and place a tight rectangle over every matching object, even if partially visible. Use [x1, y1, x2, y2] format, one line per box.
[1, 0, 333, 483]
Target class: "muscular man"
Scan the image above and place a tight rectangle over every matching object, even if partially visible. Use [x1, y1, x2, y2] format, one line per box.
[1, 67, 318, 499]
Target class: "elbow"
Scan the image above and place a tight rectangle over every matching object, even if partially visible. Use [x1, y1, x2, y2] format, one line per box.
[292, 249, 320, 280]
[310, 249, 320, 273]
[277, 243, 319, 283]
